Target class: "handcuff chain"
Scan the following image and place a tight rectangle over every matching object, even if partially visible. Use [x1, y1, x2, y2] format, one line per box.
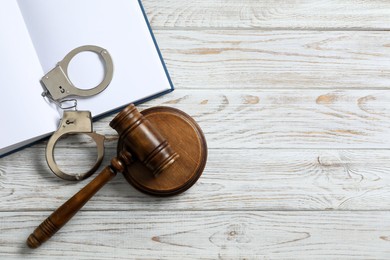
[42, 91, 78, 110]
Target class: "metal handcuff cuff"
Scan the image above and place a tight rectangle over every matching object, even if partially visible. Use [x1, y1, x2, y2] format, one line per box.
[41, 45, 113, 181]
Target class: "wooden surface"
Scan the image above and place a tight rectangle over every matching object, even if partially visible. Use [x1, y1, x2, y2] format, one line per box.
[1, 0, 390, 259]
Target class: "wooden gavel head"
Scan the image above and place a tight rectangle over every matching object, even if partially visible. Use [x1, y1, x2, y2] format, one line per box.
[114, 104, 207, 196]
[110, 104, 179, 177]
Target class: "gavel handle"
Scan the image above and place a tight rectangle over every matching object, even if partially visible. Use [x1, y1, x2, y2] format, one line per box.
[26, 166, 117, 249]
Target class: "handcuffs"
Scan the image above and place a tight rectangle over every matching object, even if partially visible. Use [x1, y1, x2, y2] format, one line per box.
[42, 45, 113, 181]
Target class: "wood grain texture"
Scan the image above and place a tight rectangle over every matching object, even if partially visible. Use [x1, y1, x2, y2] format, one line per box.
[144, 0, 390, 30]
[155, 30, 390, 90]
[1, 147, 390, 211]
[1, 211, 390, 259]
[139, 90, 390, 148]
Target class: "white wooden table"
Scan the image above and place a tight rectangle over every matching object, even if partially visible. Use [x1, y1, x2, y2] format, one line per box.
[1, 1, 390, 259]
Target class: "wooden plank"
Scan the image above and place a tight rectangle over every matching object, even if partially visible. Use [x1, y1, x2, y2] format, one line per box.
[1, 148, 390, 211]
[1, 211, 390, 259]
[143, 0, 390, 30]
[154, 30, 390, 90]
[143, 90, 390, 149]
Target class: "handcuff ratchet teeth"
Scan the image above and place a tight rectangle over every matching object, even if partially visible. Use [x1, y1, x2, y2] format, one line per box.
[42, 45, 113, 181]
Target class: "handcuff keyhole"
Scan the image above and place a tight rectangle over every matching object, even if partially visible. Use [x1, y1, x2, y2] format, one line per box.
[59, 86, 65, 93]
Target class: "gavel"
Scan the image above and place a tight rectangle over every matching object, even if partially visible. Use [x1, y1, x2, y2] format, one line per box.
[26, 104, 207, 248]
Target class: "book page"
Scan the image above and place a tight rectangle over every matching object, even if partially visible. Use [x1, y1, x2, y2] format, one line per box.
[17, 0, 173, 117]
[0, 0, 58, 155]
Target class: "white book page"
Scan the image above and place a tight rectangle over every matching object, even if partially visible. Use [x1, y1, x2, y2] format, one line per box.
[17, 0, 172, 117]
[0, 0, 58, 155]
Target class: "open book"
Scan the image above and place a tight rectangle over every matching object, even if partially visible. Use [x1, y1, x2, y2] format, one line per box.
[0, 0, 174, 156]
